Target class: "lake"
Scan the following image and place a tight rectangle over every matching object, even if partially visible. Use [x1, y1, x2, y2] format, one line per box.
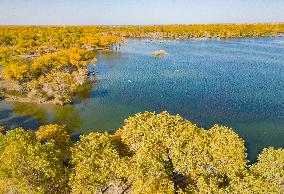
[0, 37, 283, 162]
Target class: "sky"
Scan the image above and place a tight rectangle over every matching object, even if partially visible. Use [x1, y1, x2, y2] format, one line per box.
[0, 0, 284, 25]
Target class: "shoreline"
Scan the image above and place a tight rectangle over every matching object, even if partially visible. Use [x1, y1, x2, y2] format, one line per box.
[0, 80, 94, 106]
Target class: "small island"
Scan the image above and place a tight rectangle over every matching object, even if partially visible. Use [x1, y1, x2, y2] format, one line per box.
[152, 49, 167, 57]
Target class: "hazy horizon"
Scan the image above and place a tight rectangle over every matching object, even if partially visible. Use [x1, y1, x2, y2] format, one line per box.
[1, 22, 284, 27]
[1, 0, 284, 25]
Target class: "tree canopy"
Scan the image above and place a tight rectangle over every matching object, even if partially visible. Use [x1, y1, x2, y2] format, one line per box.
[0, 112, 283, 193]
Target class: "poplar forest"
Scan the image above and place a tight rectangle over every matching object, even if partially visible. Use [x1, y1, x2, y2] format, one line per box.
[0, 24, 283, 193]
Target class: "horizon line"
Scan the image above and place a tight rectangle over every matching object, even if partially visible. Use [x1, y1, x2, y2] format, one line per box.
[1, 22, 284, 27]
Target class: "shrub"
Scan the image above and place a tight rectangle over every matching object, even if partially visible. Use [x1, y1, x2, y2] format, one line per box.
[2, 62, 31, 82]
[250, 147, 284, 191]
[152, 50, 167, 57]
[0, 126, 70, 193]
[69, 132, 130, 193]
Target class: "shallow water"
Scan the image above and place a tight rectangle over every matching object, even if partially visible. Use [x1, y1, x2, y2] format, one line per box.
[0, 37, 284, 162]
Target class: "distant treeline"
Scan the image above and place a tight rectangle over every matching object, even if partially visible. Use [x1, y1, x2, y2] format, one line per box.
[108, 23, 284, 39]
[1, 24, 284, 45]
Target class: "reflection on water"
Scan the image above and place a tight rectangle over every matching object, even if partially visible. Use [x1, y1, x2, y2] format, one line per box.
[0, 37, 283, 162]
[0, 102, 81, 133]
[50, 105, 81, 131]
[12, 102, 47, 123]
[73, 83, 94, 101]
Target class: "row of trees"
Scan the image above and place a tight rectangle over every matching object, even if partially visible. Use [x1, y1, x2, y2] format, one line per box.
[105, 23, 284, 39]
[1, 24, 283, 54]
[0, 112, 283, 193]
[0, 26, 124, 55]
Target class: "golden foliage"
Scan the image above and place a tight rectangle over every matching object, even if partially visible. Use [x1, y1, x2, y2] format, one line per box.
[2, 62, 30, 82]
[0, 127, 70, 193]
[251, 147, 284, 190]
[0, 26, 124, 104]
[118, 112, 282, 193]
[36, 124, 73, 158]
[1, 48, 94, 104]
[0, 112, 283, 193]
[69, 132, 129, 193]
[108, 23, 284, 39]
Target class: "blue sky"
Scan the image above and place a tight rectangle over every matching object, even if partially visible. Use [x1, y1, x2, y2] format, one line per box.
[1, 0, 284, 25]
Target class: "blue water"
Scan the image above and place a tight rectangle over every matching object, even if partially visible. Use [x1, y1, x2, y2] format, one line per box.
[0, 38, 283, 162]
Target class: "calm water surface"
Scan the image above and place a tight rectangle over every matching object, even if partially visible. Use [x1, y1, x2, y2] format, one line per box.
[0, 38, 284, 161]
